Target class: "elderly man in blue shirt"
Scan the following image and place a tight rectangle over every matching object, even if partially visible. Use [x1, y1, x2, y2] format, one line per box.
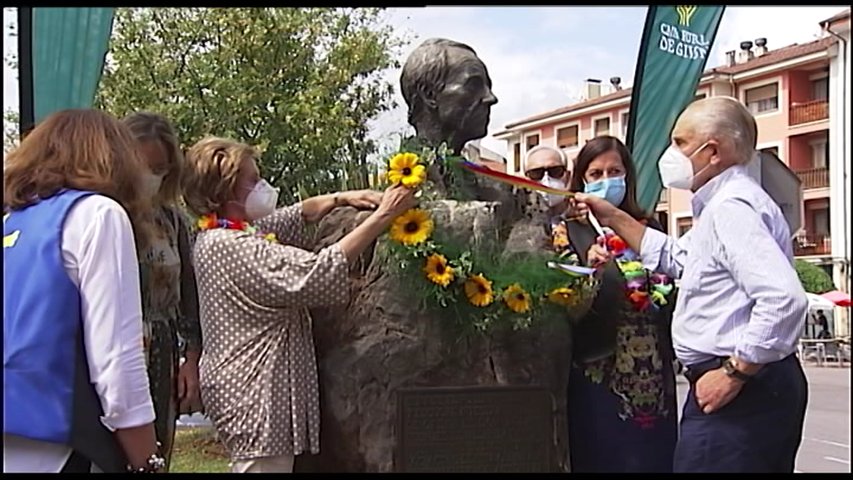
[575, 96, 808, 473]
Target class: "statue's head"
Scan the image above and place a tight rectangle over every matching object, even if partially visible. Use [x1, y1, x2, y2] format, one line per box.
[400, 38, 498, 153]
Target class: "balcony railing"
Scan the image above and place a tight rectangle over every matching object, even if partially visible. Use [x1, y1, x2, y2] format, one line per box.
[795, 167, 830, 189]
[790, 99, 829, 126]
[794, 233, 832, 256]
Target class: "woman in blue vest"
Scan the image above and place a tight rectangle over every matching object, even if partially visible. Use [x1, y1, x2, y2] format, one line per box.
[123, 112, 203, 471]
[3, 109, 165, 473]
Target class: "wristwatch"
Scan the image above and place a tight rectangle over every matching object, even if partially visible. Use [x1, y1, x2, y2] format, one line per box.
[722, 358, 753, 383]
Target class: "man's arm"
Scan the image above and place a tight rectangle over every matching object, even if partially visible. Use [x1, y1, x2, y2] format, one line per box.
[713, 197, 808, 371]
[607, 208, 689, 279]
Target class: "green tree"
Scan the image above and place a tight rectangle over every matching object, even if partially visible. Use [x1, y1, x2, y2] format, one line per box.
[3, 110, 19, 155]
[96, 7, 406, 203]
[4, 8, 20, 155]
[794, 259, 835, 294]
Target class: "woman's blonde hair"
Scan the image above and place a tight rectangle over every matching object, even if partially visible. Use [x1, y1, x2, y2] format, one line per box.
[122, 111, 185, 204]
[3, 108, 153, 246]
[183, 136, 259, 217]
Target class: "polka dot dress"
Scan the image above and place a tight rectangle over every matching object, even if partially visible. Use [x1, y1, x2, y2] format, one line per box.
[193, 204, 348, 461]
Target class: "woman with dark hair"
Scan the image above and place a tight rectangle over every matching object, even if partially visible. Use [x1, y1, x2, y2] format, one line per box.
[554, 135, 678, 472]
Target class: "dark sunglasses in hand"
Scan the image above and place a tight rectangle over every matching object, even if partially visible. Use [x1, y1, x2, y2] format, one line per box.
[525, 165, 566, 181]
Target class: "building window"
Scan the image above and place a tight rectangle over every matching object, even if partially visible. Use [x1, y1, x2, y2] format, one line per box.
[594, 117, 611, 137]
[676, 217, 693, 238]
[655, 211, 669, 234]
[526, 134, 540, 150]
[811, 77, 829, 102]
[810, 140, 828, 169]
[556, 126, 578, 149]
[760, 146, 779, 158]
[513, 142, 521, 173]
[620, 112, 630, 138]
[744, 83, 779, 114]
[813, 208, 830, 235]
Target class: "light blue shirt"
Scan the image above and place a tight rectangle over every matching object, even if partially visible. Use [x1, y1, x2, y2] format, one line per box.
[640, 165, 808, 366]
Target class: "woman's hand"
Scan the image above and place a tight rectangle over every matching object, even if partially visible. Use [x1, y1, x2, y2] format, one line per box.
[337, 185, 418, 264]
[376, 184, 417, 218]
[587, 242, 611, 268]
[176, 351, 202, 415]
[339, 190, 383, 210]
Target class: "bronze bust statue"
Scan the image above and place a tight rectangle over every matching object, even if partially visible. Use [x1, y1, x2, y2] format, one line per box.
[400, 38, 499, 155]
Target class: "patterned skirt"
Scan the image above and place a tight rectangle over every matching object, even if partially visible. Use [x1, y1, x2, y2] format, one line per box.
[566, 358, 678, 473]
[144, 320, 179, 471]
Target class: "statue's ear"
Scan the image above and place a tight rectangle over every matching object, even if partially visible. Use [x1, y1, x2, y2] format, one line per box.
[417, 84, 439, 110]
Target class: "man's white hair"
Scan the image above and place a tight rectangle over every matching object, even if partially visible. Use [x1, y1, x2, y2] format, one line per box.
[524, 145, 567, 169]
[680, 96, 757, 165]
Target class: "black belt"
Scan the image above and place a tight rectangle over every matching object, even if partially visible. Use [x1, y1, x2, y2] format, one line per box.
[683, 354, 797, 385]
[683, 357, 726, 384]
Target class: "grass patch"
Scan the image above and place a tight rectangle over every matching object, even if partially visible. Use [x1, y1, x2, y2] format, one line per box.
[170, 427, 230, 473]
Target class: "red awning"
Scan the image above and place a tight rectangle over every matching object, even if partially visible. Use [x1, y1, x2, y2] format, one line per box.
[821, 290, 852, 307]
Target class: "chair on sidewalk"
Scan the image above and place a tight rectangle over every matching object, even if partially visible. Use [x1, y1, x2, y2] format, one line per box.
[824, 338, 850, 367]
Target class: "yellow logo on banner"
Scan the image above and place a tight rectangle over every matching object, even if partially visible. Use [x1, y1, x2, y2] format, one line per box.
[676, 5, 698, 27]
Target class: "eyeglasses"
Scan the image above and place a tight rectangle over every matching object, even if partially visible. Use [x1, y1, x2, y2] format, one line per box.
[524, 165, 566, 181]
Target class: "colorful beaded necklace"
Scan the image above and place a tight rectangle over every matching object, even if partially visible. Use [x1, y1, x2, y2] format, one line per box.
[197, 213, 278, 243]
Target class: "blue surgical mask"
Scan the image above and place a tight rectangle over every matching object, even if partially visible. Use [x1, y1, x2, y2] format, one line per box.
[584, 176, 627, 206]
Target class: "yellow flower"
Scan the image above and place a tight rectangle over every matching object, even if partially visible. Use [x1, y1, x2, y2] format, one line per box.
[502, 283, 531, 314]
[387, 152, 427, 188]
[464, 274, 494, 307]
[548, 287, 578, 307]
[424, 254, 455, 287]
[389, 208, 434, 246]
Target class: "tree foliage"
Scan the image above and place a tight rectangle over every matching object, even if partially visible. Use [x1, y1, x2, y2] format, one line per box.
[96, 7, 406, 203]
[794, 259, 835, 294]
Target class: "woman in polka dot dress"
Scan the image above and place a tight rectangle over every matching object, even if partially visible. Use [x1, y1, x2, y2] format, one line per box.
[182, 137, 416, 473]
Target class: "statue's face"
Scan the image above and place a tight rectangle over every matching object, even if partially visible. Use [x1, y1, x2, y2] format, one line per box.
[436, 49, 498, 143]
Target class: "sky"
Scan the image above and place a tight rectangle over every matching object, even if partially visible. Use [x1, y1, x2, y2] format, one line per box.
[3, 6, 846, 157]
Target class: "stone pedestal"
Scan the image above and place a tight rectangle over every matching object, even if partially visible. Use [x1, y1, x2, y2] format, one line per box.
[295, 200, 572, 473]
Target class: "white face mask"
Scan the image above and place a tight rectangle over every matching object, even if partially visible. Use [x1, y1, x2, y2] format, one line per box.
[538, 174, 567, 207]
[244, 179, 279, 220]
[143, 173, 165, 198]
[657, 141, 710, 190]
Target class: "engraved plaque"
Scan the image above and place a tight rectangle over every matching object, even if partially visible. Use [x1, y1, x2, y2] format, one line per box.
[395, 386, 553, 472]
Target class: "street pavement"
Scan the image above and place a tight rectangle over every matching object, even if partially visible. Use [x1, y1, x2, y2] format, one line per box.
[676, 364, 851, 473]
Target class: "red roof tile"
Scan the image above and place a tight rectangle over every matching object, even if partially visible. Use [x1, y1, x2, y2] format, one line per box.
[500, 37, 836, 132]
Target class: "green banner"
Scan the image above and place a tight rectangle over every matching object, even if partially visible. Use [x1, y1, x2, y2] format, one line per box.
[626, 5, 725, 211]
[32, 7, 115, 123]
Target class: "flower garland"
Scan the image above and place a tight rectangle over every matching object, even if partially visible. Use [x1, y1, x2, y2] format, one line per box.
[382, 144, 598, 334]
[599, 230, 675, 312]
[197, 213, 279, 243]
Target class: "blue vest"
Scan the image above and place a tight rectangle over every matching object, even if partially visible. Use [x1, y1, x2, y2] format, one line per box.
[4, 189, 93, 442]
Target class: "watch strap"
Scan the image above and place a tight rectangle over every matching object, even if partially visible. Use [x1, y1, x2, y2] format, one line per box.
[723, 358, 752, 382]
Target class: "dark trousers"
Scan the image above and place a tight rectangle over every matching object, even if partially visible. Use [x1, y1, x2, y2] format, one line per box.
[674, 354, 808, 473]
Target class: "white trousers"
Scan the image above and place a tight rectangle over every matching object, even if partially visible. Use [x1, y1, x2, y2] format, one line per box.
[230, 454, 295, 473]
